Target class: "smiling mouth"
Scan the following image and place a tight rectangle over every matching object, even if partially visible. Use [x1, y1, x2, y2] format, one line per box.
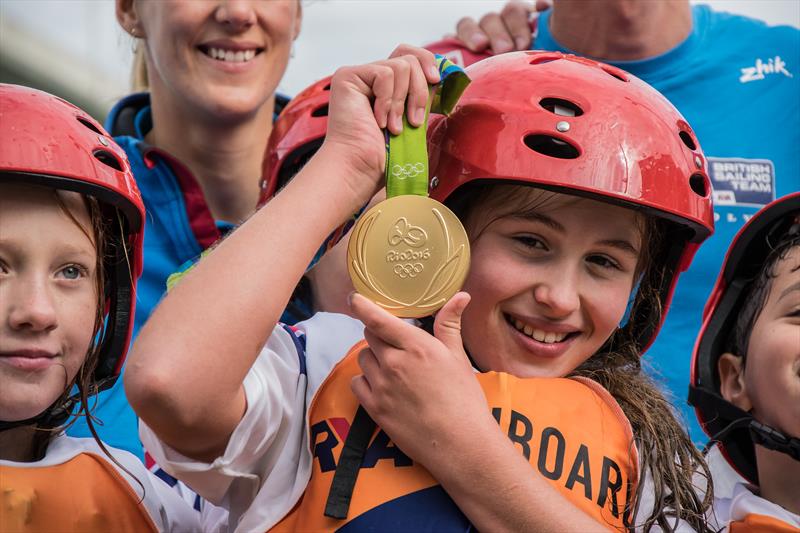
[198, 45, 263, 63]
[504, 314, 578, 344]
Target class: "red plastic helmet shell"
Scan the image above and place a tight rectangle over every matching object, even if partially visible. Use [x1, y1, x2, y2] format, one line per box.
[428, 51, 714, 351]
[690, 192, 800, 483]
[0, 83, 144, 389]
[259, 76, 332, 207]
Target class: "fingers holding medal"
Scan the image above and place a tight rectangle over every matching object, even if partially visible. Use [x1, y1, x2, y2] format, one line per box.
[321, 50, 440, 203]
[347, 56, 473, 318]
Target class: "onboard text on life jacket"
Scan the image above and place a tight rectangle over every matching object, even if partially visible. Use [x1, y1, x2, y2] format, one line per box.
[271, 340, 640, 532]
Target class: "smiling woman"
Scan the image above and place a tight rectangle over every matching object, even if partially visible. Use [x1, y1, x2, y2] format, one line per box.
[65, 0, 303, 458]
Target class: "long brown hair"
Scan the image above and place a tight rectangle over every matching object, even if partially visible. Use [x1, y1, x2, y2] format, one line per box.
[450, 183, 713, 532]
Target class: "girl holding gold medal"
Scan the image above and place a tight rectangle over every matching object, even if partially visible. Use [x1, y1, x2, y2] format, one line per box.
[126, 47, 714, 531]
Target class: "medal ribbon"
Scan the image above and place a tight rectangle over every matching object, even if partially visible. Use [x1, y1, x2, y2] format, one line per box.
[384, 56, 470, 198]
[325, 55, 469, 521]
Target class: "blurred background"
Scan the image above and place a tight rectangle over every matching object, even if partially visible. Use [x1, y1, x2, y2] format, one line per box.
[2, 0, 798, 120]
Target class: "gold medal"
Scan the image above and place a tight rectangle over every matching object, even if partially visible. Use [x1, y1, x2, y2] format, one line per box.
[346, 58, 471, 317]
[347, 195, 469, 317]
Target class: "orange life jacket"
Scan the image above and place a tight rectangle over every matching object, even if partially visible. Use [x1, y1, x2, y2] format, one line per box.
[729, 514, 800, 532]
[271, 340, 639, 531]
[0, 452, 158, 532]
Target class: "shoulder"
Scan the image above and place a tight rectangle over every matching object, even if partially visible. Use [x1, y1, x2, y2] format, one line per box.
[105, 92, 151, 137]
[244, 314, 364, 401]
[1, 434, 202, 530]
[293, 312, 365, 395]
[714, 481, 800, 529]
[696, 5, 799, 47]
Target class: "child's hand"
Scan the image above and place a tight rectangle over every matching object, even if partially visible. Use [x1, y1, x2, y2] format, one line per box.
[321, 46, 440, 203]
[349, 292, 497, 466]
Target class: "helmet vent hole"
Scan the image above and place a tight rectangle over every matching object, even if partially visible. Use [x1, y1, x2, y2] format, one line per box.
[679, 130, 697, 151]
[311, 104, 329, 117]
[601, 65, 629, 82]
[93, 149, 123, 172]
[322, 83, 331, 91]
[529, 55, 559, 65]
[524, 134, 580, 159]
[78, 117, 103, 135]
[689, 173, 709, 197]
[539, 98, 583, 117]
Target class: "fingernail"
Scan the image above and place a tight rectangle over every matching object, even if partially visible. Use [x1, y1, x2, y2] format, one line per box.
[496, 38, 512, 52]
[516, 37, 529, 50]
[469, 34, 485, 49]
[428, 65, 440, 80]
[348, 291, 357, 306]
[414, 106, 425, 125]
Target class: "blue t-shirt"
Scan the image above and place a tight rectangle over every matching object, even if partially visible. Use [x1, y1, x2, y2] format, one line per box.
[534, 5, 799, 440]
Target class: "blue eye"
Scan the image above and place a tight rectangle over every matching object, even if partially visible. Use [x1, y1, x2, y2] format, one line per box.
[60, 265, 84, 280]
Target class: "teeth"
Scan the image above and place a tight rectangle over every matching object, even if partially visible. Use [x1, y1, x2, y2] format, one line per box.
[511, 318, 568, 344]
[206, 47, 257, 63]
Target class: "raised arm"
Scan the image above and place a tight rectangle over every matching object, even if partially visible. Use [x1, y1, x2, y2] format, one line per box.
[124, 48, 440, 462]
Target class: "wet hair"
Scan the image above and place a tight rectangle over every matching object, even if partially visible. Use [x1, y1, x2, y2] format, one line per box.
[724, 231, 800, 364]
[448, 183, 713, 532]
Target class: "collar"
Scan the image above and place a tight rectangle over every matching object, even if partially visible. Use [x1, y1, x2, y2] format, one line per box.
[535, 5, 706, 82]
[105, 91, 292, 140]
[106, 92, 291, 243]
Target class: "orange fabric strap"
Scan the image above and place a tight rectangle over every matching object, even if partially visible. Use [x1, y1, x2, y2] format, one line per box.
[729, 514, 800, 532]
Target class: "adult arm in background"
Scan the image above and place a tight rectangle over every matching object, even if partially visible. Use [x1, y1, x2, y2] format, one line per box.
[455, 0, 544, 53]
[442, 0, 693, 63]
[425, 1, 542, 68]
[124, 45, 441, 463]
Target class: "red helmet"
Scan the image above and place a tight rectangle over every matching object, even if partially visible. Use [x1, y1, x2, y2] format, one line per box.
[0, 84, 144, 393]
[258, 76, 332, 207]
[428, 51, 714, 352]
[689, 192, 800, 483]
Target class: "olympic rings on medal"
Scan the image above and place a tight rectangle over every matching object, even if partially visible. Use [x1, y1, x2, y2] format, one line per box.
[393, 262, 424, 278]
[391, 162, 426, 180]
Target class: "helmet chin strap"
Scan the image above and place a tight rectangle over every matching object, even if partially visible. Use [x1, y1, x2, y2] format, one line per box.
[749, 420, 800, 462]
[0, 397, 76, 432]
[691, 386, 800, 465]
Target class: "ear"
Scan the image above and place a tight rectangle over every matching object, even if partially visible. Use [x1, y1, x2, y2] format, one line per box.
[718, 352, 752, 412]
[117, 0, 143, 37]
[292, 0, 303, 40]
